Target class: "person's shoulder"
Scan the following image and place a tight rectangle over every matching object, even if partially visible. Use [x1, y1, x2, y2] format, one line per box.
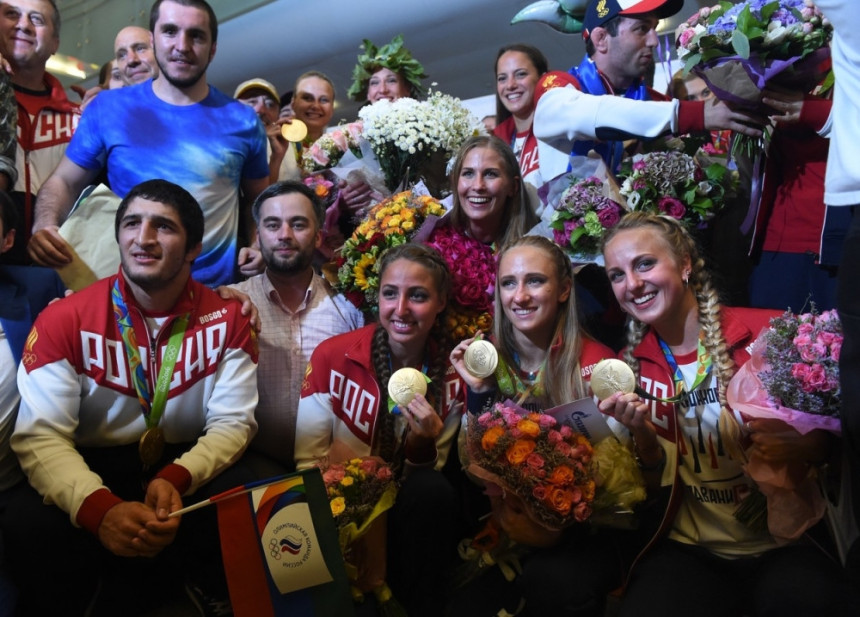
[313, 324, 374, 357]
[582, 337, 615, 362]
[721, 306, 778, 343]
[538, 70, 580, 92]
[647, 86, 671, 102]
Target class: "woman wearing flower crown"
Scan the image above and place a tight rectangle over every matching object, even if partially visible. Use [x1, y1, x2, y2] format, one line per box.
[295, 243, 464, 617]
[598, 212, 849, 616]
[448, 235, 622, 617]
[347, 34, 427, 105]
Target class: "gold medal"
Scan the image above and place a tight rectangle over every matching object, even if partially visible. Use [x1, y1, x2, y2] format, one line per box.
[388, 367, 428, 407]
[464, 339, 498, 379]
[139, 427, 165, 466]
[590, 358, 637, 401]
[280, 119, 308, 143]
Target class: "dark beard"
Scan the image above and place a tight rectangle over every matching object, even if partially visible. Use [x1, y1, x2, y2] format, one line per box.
[154, 54, 208, 90]
[262, 245, 314, 275]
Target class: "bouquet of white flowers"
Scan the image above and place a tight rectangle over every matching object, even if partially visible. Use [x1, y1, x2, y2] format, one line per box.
[358, 92, 482, 196]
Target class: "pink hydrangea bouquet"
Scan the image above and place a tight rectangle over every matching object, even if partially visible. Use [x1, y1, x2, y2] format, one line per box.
[549, 176, 626, 260]
[617, 150, 736, 229]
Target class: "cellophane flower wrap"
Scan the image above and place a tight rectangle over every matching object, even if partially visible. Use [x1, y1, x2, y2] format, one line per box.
[358, 92, 483, 195]
[727, 308, 841, 541]
[617, 150, 737, 229]
[424, 225, 496, 338]
[676, 0, 832, 110]
[301, 122, 364, 175]
[335, 190, 446, 313]
[318, 457, 401, 605]
[549, 176, 626, 259]
[728, 307, 842, 433]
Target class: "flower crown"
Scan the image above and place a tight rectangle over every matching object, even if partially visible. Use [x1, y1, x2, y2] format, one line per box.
[347, 34, 428, 102]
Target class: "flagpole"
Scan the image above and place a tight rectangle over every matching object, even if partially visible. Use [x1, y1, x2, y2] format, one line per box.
[168, 473, 294, 518]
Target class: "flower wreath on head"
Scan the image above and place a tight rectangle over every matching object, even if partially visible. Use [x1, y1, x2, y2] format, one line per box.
[347, 34, 428, 102]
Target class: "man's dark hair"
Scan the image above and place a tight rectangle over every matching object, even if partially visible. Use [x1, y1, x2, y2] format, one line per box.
[585, 15, 623, 56]
[150, 0, 218, 43]
[115, 179, 204, 251]
[0, 191, 18, 236]
[251, 180, 324, 230]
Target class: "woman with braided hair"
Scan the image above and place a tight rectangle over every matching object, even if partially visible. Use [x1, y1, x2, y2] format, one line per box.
[295, 242, 464, 616]
[598, 212, 848, 617]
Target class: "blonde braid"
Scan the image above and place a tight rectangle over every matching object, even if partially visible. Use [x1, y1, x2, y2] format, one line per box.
[623, 318, 648, 380]
[693, 252, 745, 461]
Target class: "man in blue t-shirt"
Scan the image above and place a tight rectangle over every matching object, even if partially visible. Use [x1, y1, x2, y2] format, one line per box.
[27, 0, 269, 287]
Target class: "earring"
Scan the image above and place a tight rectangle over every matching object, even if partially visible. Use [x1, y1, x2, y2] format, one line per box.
[682, 270, 690, 287]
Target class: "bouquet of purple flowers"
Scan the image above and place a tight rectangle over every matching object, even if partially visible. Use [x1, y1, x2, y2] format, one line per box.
[676, 0, 832, 110]
[549, 176, 625, 260]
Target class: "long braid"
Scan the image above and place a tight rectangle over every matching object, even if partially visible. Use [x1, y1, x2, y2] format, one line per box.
[623, 318, 649, 380]
[425, 318, 449, 413]
[693, 262, 745, 460]
[603, 212, 746, 459]
[373, 242, 452, 467]
[371, 324, 397, 463]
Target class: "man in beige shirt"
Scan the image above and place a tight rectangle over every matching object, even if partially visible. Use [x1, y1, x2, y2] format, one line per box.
[231, 180, 363, 473]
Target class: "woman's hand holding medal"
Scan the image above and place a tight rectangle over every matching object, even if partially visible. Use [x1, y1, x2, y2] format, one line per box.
[450, 332, 498, 393]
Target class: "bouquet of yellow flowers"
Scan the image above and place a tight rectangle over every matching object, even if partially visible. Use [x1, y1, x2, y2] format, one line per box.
[319, 457, 401, 611]
[335, 190, 446, 313]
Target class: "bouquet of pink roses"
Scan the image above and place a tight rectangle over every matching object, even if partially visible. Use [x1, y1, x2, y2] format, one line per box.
[727, 307, 841, 541]
[301, 122, 364, 175]
[423, 224, 496, 338]
[728, 307, 842, 432]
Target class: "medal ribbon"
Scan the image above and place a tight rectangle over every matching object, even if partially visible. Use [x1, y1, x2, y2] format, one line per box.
[495, 354, 545, 402]
[111, 279, 189, 429]
[656, 333, 713, 404]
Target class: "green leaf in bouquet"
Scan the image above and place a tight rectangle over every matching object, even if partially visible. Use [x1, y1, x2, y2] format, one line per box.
[760, 0, 780, 23]
[684, 187, 697, 204]
[706, 163, 727, 183]
[683, 52, 702, 75]
[569, 225, 588, 247]
[736, 4, 754, 34]
[732, 29, 751, 59]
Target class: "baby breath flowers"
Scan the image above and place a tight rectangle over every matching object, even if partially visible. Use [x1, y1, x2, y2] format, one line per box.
[358, 92, 483, 194]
